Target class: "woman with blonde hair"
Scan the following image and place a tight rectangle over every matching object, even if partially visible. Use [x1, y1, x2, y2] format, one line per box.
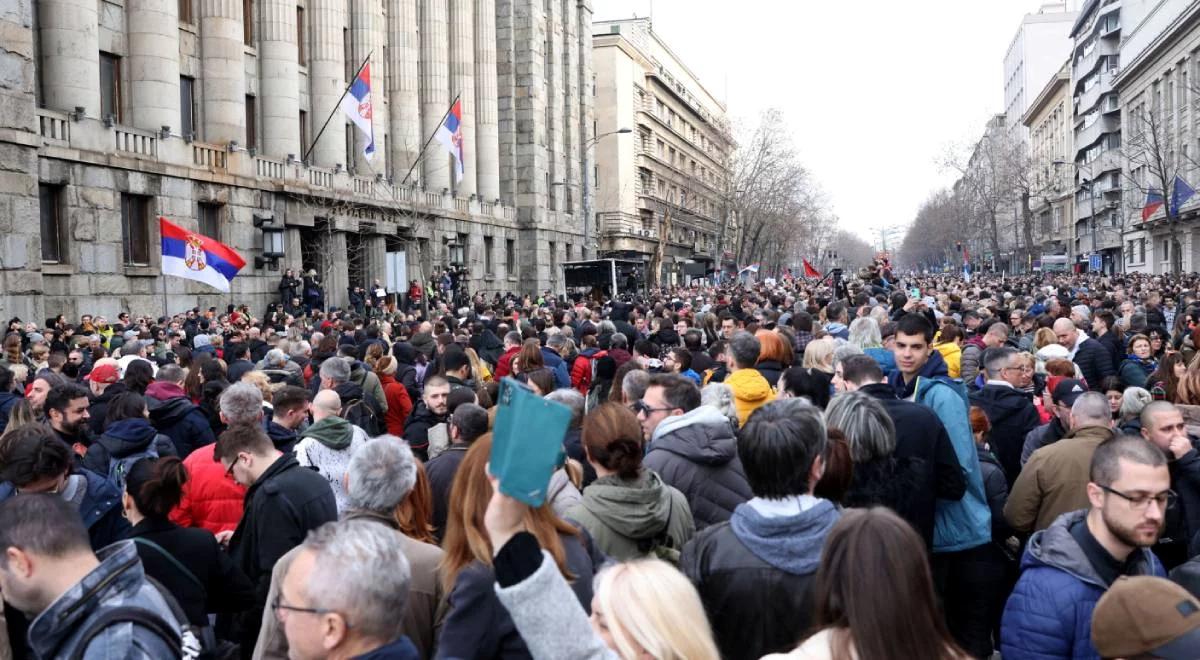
[801, 336, 837, 375]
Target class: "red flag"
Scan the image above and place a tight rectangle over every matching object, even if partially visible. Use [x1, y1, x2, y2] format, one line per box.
[802, 259, 821, 278]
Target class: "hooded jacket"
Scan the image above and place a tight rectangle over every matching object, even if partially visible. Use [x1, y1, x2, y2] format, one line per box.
[933, 340, 962, 378]
[378, 373, 414, 436]
[403, 402, 447, 458]
[644, 406, 752, 529]
[26, 541, 183, 660]
[0, 389, 20, 434]
[824, 322, 849, 340]
[565, 470, 695, 561]
[0, 469, 129, 551]
[87, 381, 129, 436]
[889, 350, 992, 553]
[726, 368, 773, 427]
[1022, 415, 1068, 465]
[680, 498, 839, 660]
[470, 329, 505, 367]
[295, 417, 368, 514]
[264, 419, 299, 453]
[1005, 425, 1114, 534]
[145, 381, 215, 459]
[493, 345, 521, 379]
[81, 418, 178, 477]
[1000, 510, 1165, 660]
[970, 383, 1042, 485]
[390, 342, 422, 403]
[349, 360, 389, 413]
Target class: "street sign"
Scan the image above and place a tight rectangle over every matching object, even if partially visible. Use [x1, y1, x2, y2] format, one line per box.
[1089, 253, 1102, 272]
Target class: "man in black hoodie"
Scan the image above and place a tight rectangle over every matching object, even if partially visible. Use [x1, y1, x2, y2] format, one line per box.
[264, 386, 310, 453]
[403, 375, 450, 461]
[85, 362, 127, 436]
[969, 347, 1041, 486]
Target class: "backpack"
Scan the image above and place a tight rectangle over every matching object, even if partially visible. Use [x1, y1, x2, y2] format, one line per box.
[65, 572, 213, 660]
[572, 350, 607, 395]
[133, 540, 239, 660]
[341, 397, 384, 438]
[635, 503, 680, 565]
[109, 443, 159, 490]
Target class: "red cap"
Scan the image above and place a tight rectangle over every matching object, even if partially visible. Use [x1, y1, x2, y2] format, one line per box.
[86, 363, 119, 384]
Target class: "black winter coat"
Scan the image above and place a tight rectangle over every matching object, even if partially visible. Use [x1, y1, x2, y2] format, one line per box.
[859, 383, 966, 547]
[1074, 336, 1117, 388]
[842, 456, 927, 538]
[80, 418, 178, 478]
[977, 446, 1013, 543]
[87, 382, 129, 436]
[643, 409, 752, 529]
[147, 394, 216, 459]
[403, 402, 447, 460]
[1096, 332, 1124, 372]
[970, 384, 1042, 487]
[753, 360, 785, 391]
[224, 454, 337, 650]
[130, 517, 255, 626]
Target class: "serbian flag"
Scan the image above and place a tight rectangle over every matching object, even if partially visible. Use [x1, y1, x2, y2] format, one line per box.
[160, 218, 246, 292]
[1143, 188, 1165, 220]
[340, 63, 375, 159]
[1171, 175, 1196, 215]
[435, 100, 465, 183]
[802, 258, 821, 278]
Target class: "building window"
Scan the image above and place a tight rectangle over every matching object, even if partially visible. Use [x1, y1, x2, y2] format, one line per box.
[484, 236, 494, 274]
[180, 76, 195, 139]
[39, 184, 66, 264]
[549, 241, 557, 278]
[506, 239, 515, 274]
[178, 0, 193, 24]
[299, 110, 309, 158]
[245, 95, 257, 150]
[120, 194, 151, 266]
[565, 243, 573, 261]
[198, 202, 221, 238]
[99, 52, 121, 123]
[296, 6, 306, 64]
[243, 0, 254, 44]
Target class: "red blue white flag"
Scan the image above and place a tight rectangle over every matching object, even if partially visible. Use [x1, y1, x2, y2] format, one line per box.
[340, 63, 375, 160]
[435, 100, 465, 183]
[160, 217, 246, 292]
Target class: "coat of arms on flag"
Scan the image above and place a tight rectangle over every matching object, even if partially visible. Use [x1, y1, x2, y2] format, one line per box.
[341, 63, 375, 160]
[160, 218, 246, 292]
[435, 100, 465, 183]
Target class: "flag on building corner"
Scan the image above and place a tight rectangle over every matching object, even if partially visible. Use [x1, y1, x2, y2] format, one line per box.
[435, 100, 465, 183]
[340, 63, 375, 160]
[1143, 187, 1165, 220]
[802, 258, 821, 278]
[160, 217, 246, 292]
[1171, 175, 1196, 215]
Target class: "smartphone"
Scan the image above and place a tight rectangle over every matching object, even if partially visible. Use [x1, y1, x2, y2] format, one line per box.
[910, 287, 920, 299]
[490, 378, 571, 506]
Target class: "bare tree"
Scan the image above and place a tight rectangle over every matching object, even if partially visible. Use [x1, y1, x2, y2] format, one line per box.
[942, 126, 1029, 270]
[898, 189, 967, 272]
[1120, 97, 1191, 273]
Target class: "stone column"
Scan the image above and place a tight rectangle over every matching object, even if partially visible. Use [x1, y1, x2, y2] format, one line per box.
[563, 0, 580, 218]
[259, 0, 300, 159]
[200, 0, 246, 144]
[348, 0, 373, 173]
[419, 0, 450, 191]
[127, 0, 181, 132]
[307, 0, 346, 167]
[448, 0, 474, 196]
[326, 230, 349, 308]
[370, 0, 389, 177]
[473, 0, 499, 201]
[545, 0, 563, 217]
[388, 0, 421, 184]
[578, 0, 594, 255]
[39, 0, 101, 116]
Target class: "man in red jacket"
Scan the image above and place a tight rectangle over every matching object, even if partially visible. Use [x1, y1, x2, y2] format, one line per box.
[492, 331, 522, 380]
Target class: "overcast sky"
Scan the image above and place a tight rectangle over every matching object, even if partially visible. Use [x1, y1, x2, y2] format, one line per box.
[594, 0, 1074, 247]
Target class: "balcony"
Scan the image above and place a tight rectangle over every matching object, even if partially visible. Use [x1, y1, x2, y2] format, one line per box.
[1075, 115, 1119, 153]
[34, 108, 519, 224]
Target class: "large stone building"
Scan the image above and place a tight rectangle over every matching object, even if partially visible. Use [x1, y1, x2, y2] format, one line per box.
[1022, 62, 1075, 270]
[1117, 0, 1200, 274]
[0, 0, 592, 320]
[592, 18, 733, 285]
[1069, 0, 1124, 273]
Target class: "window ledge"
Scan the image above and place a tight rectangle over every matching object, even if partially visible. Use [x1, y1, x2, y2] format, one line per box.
[124, 266, 159, 277]
[41, 263, 74, 275]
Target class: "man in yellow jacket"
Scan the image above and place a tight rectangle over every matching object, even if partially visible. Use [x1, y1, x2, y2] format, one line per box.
[725, 331, 773, 426]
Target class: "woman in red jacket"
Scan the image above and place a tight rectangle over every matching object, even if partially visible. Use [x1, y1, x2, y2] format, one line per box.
[375, 355, 414, 436]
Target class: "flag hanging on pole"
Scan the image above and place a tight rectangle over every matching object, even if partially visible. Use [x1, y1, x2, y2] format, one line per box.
[1171, 175, 1196, 215]
[435, 100, 465, 183]
[1143, 188, 1165, 220]
[340, 63, 375, 160]
[802, 258, 821, 278]
[160, 218, 246, 292]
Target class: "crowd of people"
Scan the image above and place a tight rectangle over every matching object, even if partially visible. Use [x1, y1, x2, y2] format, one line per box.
[7, 265, 1200, 658]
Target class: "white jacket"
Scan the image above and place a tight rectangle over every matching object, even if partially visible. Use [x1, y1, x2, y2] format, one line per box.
[294, 424, 368, 514]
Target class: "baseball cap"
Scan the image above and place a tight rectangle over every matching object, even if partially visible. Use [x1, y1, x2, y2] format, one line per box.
[1051, 378, 1088, 407]
[86, 363, 119, 384]
[1092, 576, 1200, 659]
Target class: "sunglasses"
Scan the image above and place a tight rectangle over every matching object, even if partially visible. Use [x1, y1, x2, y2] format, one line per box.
[632, 400, 675, 416]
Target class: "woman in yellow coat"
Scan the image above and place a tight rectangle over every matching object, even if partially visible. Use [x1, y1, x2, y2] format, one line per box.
[933, 325, 964, 379]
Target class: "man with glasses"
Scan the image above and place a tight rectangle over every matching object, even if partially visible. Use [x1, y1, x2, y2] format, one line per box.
[969, 347, 1041, 486]
[215, 422, 337, 656]
[1002, 434, 1169, 659]
[1006, 392, 1116, 534]
[1139, 401, 1200, 569]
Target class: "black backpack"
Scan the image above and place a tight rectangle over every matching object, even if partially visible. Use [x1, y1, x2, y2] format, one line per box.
[341, 396, 383, 437]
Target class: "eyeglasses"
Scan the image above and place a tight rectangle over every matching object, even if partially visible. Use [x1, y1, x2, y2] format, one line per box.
[632, 400, 674, 416]
[1100, 485, 1177, 511]
[224, 457, 238, 480]
[271, 595, 344, 622]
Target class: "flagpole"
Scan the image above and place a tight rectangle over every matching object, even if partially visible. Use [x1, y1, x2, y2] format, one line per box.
[398, 93, 461, 186]
[161, 272, 168, 319]
[301, 50, 374, 165]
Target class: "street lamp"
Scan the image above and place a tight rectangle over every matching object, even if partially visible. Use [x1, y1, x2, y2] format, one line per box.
[583, 127, 633, 259]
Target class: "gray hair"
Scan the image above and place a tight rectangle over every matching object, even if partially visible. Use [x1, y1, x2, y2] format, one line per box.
[156, 363, 185, 384]
[547, 333, 567, 349]
[544, 388, 585, 428]
[982, 346, 1018, 376]
[288, 340, 311, 359]
[621, 369, 650, 403]
[1071, 392, 1112, 427]
[219, 382, 264, 425]
[701, 383, 738, 428]
[347, 437, 418, 513]
[1120, 387, 1153, 420]
[825, 390, 897, 462]
[319, 356, 351, 383]
[301, 519, 411, 642]
[847, 317, 882, 349]
[597, 320, 616, 336]
[729, 331, 760, 369]
[831, 343, 864, 371]
[610, 333, 627, 349]
[264, 348, 288, 368]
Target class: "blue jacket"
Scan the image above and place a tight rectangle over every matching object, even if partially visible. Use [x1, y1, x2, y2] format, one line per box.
[889, 350, 991, 553]
[863, 346, 897, 379]
[0, 469, 130, 550]
[0, 390, 20, 434]
[147, 392, 216, 459]
[1001, 510, 1165, 660]
[540, 347, 571, 389]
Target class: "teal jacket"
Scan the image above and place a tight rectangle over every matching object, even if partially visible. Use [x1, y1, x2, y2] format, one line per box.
[890, 351, 992, 553]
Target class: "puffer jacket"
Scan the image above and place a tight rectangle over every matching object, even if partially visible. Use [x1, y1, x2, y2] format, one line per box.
[1073, 336, 1116, 388]
[0, 389, 20, 434]
[862, 346, 897, 379]
[378, 373, 414, 436]
[969, 384, 1042, 486]
[145, 381, 216, 459]
[681, 498, 840, 660]
[0, 468, 130, 551]
[171, 442, 246, 534]
[643, 406, 752, 529]
[26, 541, 182, 660]
[1000, 510, 1165, 659]
[959, 336, 986, 384]
[726, 368, 773, 428]
[81, 418, 178, 477]
[934, 340, 962, 378]
[564, 470, 695, 561]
